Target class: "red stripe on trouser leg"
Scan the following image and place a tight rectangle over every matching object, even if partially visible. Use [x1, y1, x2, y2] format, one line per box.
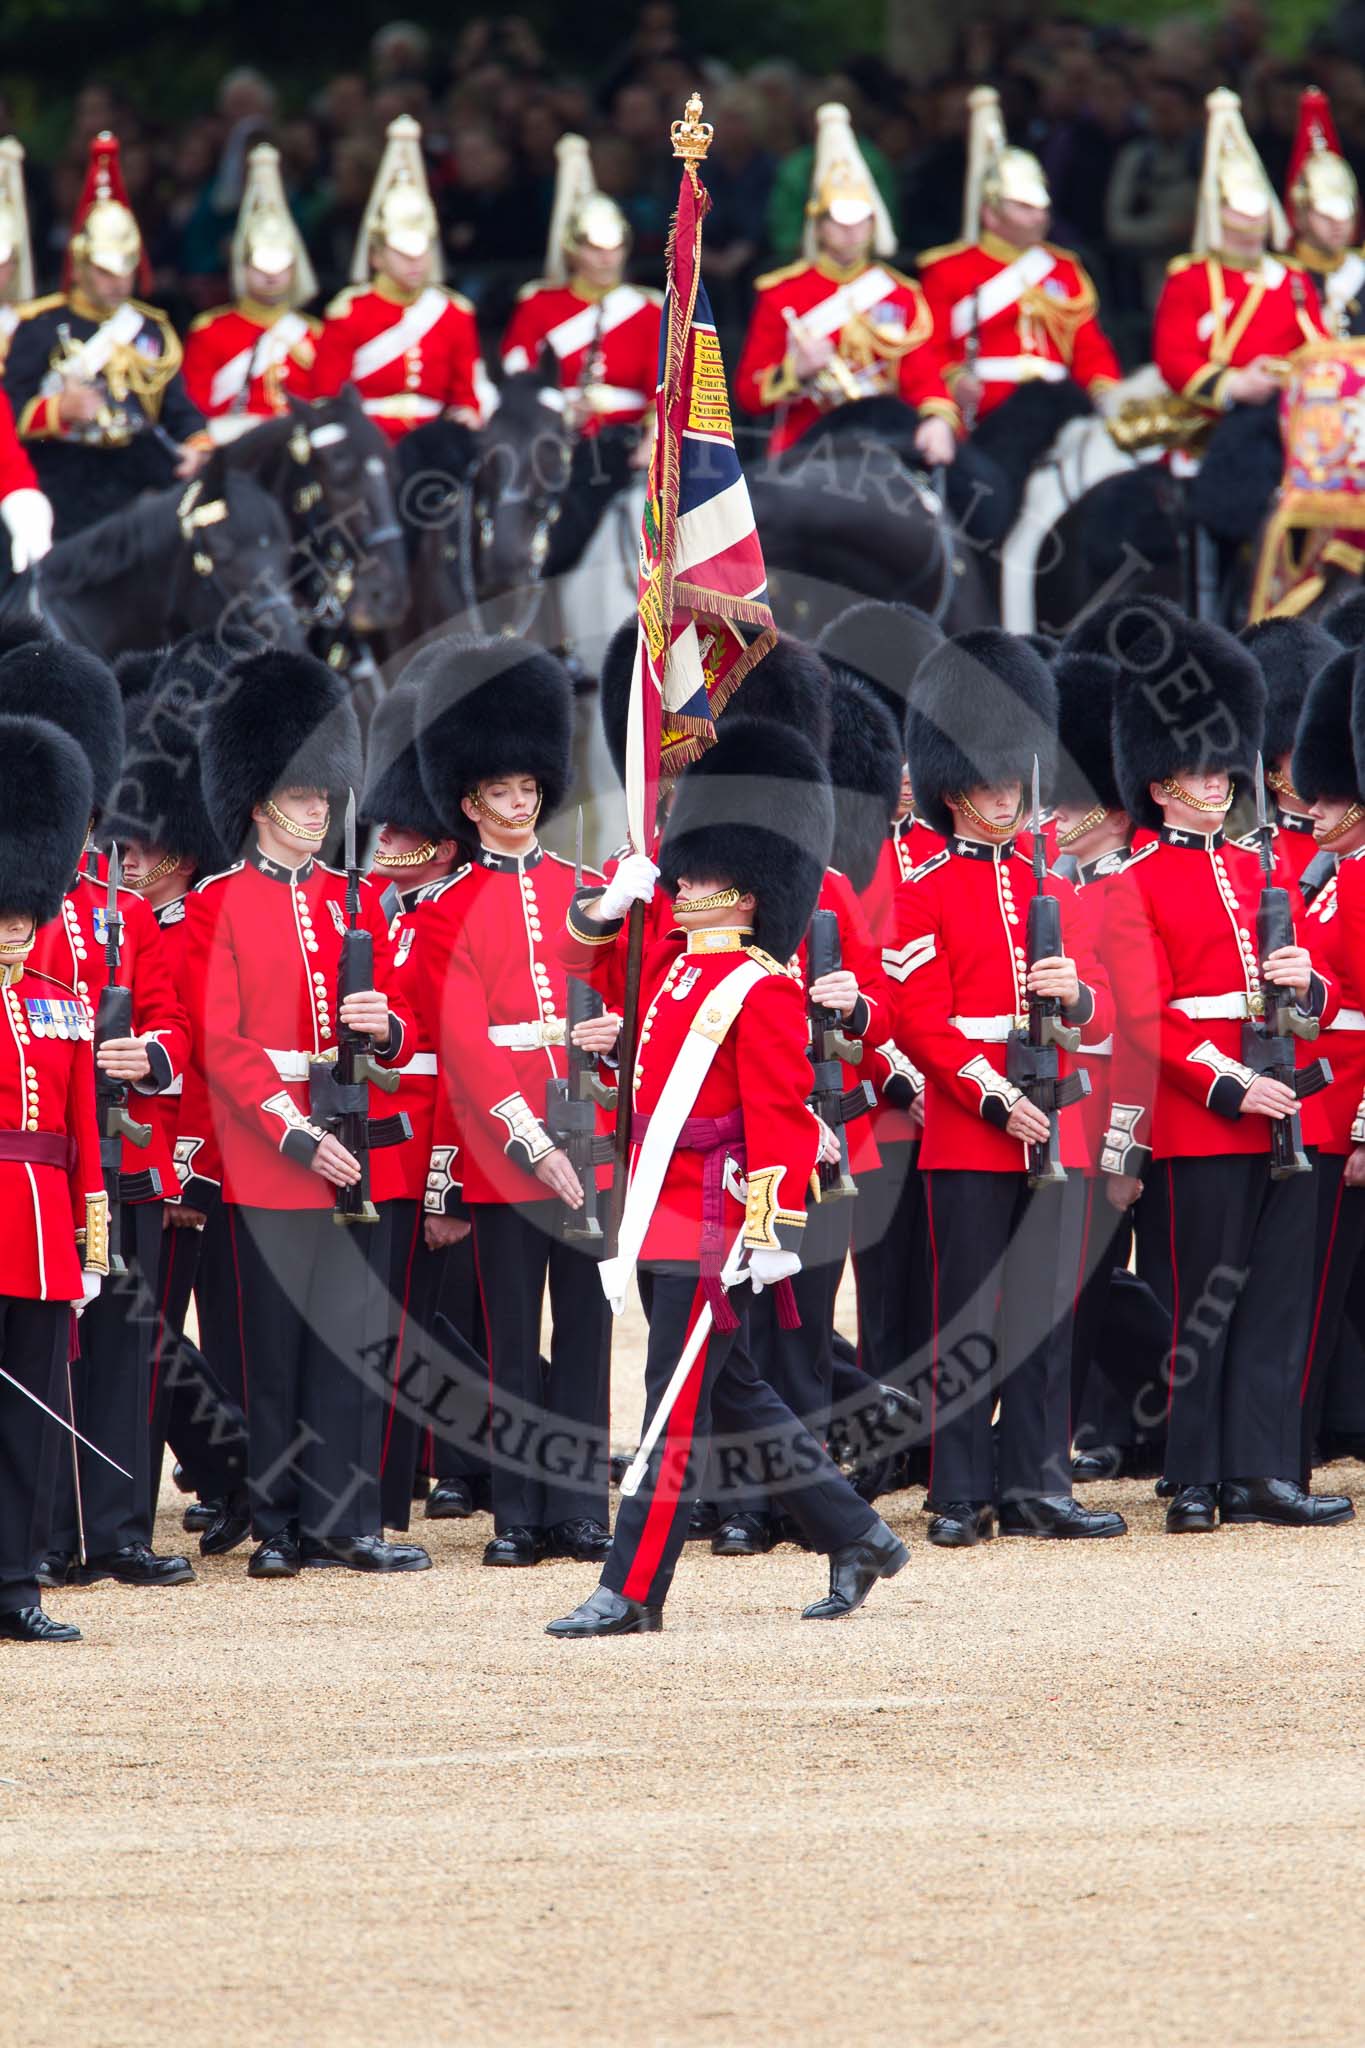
[621, 1281, 711, 1604]
[380, 1206, 421, 1473]
[1301, 1175, 1345, 1405]
[147, 1225, 179, 1422]
[925, 1177, 941, 1499]
[1165, 1162, 1179, 1420]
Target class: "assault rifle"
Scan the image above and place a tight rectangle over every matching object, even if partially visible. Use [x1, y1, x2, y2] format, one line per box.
[1245, 754, 1331, 1180]
[1004, 759, 1091, 1188]
[806, 906, 875, 1200]
[92, 845, 152, 1271]
[544, 813, 617, 1242]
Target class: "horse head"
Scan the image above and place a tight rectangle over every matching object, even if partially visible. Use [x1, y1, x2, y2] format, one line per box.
[461, 358, 570, 624]
[174, 460, 305, 652]
[284, 388, 410, 634]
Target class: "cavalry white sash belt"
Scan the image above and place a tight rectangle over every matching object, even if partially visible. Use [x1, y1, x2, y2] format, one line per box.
[949, 244, 1057, 339]
[599, 958, 769, 1315]
[533, 383, 648, 416]
[1327, 1008, 1365, 1031]
[792, 265, 899, 343]
[62, 300, 145, 381]
[972, 354, 1067, 384]
[352, 287, 447, 381]
[361, 394, 443, 421]
[1170, 993, 1253, 1021]
[950, 1013, 1019, 1042]
[544, 284, 648, 362]
[208, 312, 309, 409]
[1328, 252, 1365, 317]
[488, 1020, 565, 1049]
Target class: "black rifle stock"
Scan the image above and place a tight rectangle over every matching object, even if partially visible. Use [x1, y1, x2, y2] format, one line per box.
[545, 975, 617, 1244]
[806, 907, 875, 1201]
[1242, 879, 1331, 1180]
[1005, 890, 1091, 1188]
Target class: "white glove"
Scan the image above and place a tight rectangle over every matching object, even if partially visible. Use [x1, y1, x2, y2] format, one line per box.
[599, 852, 659, 921]
[2, 487, 54, 573]
[73, 1270, 102, 1317]
[748, 1246, 801, 1293]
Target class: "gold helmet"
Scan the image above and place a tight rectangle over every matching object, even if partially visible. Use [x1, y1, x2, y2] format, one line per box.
[545, 134, 628, 285]
[68, 131, 143, 280]
[1195, 88, 1288, 253]
[232, 143, 317, 305]
[0, 136, 34, 301]
[963, 87, 1050, 242]
[803, 102, 895, 260]
[1287, 88, 1359, 228]
[351, 114, 442, 283]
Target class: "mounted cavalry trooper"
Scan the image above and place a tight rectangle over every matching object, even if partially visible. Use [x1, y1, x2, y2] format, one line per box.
[4, 130, 211, 536]
[182, 144, 320, 443]
[734, 100, 959, 464]
[500, 133, 661, 450]
[1283, 88, 1365, 340]
[916, 85, 1120, 429]
[311, 114, 494, 442]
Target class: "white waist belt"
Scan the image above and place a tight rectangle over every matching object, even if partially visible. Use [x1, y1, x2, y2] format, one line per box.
[1328, 1009, 1365, 1032]
[488, 1020, 565, 1049]
[950, 1013, 1019, 1042]
[394, 1052, 438, 1076]
[362, 394, 443, 420]
[974, 356, 1067, 384]
[266, 1049, 323, 1081]
[1170, 994, 1252, 1021]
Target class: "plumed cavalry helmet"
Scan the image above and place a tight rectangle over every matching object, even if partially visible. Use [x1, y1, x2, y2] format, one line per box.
[658, 719, 834, 964]
[545, 135, 629, 285]
[1106, 599, 1266, 831]
[1194, 88, 1289, 253]
[905, 628, 1057, 839]
[233, 142, 317, 306]
[102, 637, 229, 876]
[963, 86, 1049, 243]
[413, 634, 574, 842]
[360, 678, 450, 855]
[67, 131, 146, 288]
[200, 648, 363, 856]
[353, 115, 442, 283]
[1295, 647, 1364, 808]
[803, 102, 896, 260]
[0, 136, 34, 301]
[0, 637, 124, 817]
[1286, 87, 1359, 231]
[0, 716, 93, 929]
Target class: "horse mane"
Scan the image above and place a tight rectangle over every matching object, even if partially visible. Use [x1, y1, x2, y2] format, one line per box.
[39, 487, 181, 595]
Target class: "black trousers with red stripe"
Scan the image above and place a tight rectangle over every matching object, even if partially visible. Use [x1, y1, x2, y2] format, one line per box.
[603, 1265, 877, 1610]
[923, 1170, 1086, 1507]
[1300, 1155, 1365, 1478]
[469, 1200, 611, 1534]
[195, 1204, 245, 1415]
[148, 1216, 248, 1504]
[1139, 1154, 1314, 1486]
[378, 1200, 490, 1529]
[0, 1298, 67, 1612]
[850, 1143, 932, 1394]
[429, 1231, 488, 1486]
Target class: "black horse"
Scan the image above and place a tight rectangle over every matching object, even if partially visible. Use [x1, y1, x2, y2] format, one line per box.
[2, 459, 302, 657]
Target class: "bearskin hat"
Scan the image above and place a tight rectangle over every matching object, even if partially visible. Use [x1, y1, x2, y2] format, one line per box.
[413, 633, 574, 840]
[0, 613, 53, 662]
[201, 648, 363, 857]
[657, 718, 833, 964]
[720, 632, 833, 754]
[815, 599, 942, 730]
[905, 629, 1058, 839]
[828, 674, 900, 892]
[0, 638, 123, 814]
[103, 657, 226, 877]
[113, 647, 169, 703]
[1060, 591, 1181, 664]
[360, 680, 448, 842]
[1052, 652, 1122, 812]
[1294, 647, 1360, 805]
[1110, 613, 1265, 831]
[1350, 648, 1365, 798]
[0, 715, 93, 928]
[1240, 616, 1337, 764]
[598, 619, 635, 787]
[1323, 588, 1365, 649]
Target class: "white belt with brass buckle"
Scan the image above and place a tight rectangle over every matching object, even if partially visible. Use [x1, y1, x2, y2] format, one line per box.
[1170, 994, 1252, 1021]
[974, 356, 1067, 385]
[488, 1020, 566, 1050]
[1328, 1008, 1365, 1032]
[266, 1048, 334, 1080]
[361, 395, 443, 421]
[950, 1013, 1020, 1042]
[394, 1052, 438, 1076]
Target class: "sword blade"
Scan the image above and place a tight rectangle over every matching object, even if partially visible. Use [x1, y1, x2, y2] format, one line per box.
[0, 1357, 134, 1479]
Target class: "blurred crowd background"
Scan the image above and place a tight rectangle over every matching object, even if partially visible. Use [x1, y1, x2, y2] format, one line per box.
[5, 1, 1365, 369]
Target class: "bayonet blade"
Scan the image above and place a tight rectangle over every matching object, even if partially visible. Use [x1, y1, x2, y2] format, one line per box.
[344, 787, 357, 876]
[575, 805, 584, 890]
[1254, 751, 1273, 877]
[1031, 754, 1044, 887]
[106, 843, 121, 952]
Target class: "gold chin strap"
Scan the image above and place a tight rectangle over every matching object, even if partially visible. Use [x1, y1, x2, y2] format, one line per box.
[950, 791, 1024, 839]
[472, 787, 542, 832]
[0, 929, 35, 988]
[373, 839, 438, 871]
[1160, 776, 1235, 815]
[1057, 803, 1110, 849]
[1267, 765, 1310, 810]
[678, 886, 742, 914]
[125, 850, 181, 892]
[263, 798, 330, 842]
[1321, 800, 1365, 845]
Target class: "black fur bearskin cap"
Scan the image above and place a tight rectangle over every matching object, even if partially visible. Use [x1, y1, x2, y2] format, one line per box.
[905, 629, 1058, 839]
[828, 673, 901, 892]
[0, 715, 94, 927]
[0, 638, 124, 815]
[1110, 612, 1265, 831]
[413, 633, 574, 840]
[815, 599, 943, 730]
[1296, 646, 1362, 805]
[1240, 616, 1338, 766]
[360, 680, 449, 843]
[1052, 652, 1122, 813]
[201, 648, 362, 856]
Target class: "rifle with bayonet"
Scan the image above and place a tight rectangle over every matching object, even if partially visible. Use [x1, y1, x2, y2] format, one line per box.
[91, 845, 153, 1271]
[545, 810, 617, 1243]
[806, 906, 876, 1200]
[1005, 758, 1091, 1188]
[308, 790, 408, 1223]
[1244, 754, 1332, 1180]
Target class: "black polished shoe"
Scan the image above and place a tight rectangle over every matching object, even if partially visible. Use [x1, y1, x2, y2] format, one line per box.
[609, 1452, 630, 1489]
[711, 1512, 777, 1557]
[1155, 1476, 1177, 1498]
[877, 1380, 924, 1430]
[247, 1531, 301, 1579]
[182, 1498, 217, 1533]
[424, 1477, 476, 1520]
[0, 1605, 81, 1642]
[926, 1501, 994, 1547]
[544, 1518, 612, 1563]
[686, 1499, 723, 1543]
[303, 1533, 432, 1571]
[36, 1552, 74, 1589]
[1071, 1448, 1119, 1481]
[1165, 1484, 1217, 1534]
[411, 1474, 430, 1501]
[483, 1526, 545, 1567]
[78, 1543, 196, 1586]
[802, 1517, 910, 1619]
[1220, 1477, 1356, 1527]
[999, 1495, 1126, 1539]
[199, 1492, 251, 1558]
[171, 1461, 192, 1495]
[546, 1585, 662, 1637]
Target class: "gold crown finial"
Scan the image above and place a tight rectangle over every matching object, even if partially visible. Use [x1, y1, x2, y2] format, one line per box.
[672, 92, 713, 162]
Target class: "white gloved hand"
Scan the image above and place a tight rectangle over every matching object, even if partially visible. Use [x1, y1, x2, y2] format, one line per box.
[599, 852, 659, 920]
[73, 1269, 103, 1317]
[1, 487, 55, 573]
[748, 1246, 801, 1293]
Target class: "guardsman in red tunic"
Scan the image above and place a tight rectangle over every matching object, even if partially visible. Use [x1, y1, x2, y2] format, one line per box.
[917, 85, 1120, 429]
[893, 630, 1124, 1547]
[546, 719, 909, 1637]
[1284, 88, 1365, 340]
[735, 101, 959, 462]
[311, 115, 493, 442]
[4, 640, 194, 1590]
[412, 637, 617, 1568]
[501, 133, 661, 444]
[1100, 604, 1352, 1531]
[0, 716, 108, 1642]
[185, 651, 429, 1579]
[183, 144, 319, 444]
[1152, 90, 1326, 419]
[1237, 617, 1339, 896]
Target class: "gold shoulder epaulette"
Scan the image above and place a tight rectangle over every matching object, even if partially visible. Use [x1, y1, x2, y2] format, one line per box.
[16, 292, 66, 322]
[131, 299, 174, 328]
[879, 263, 917, 291]
[188, 305, 232, 333]
[915, 240, 966, 268]
[754, 258, 809, 291]
[516, 278, 550, 302]
[442, 286, 475, 314]
[1164, 253, 1201, 277]
[743, 943, 788, 976]
[324, 284, 364, 318]
[299, 311, 323, 335]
